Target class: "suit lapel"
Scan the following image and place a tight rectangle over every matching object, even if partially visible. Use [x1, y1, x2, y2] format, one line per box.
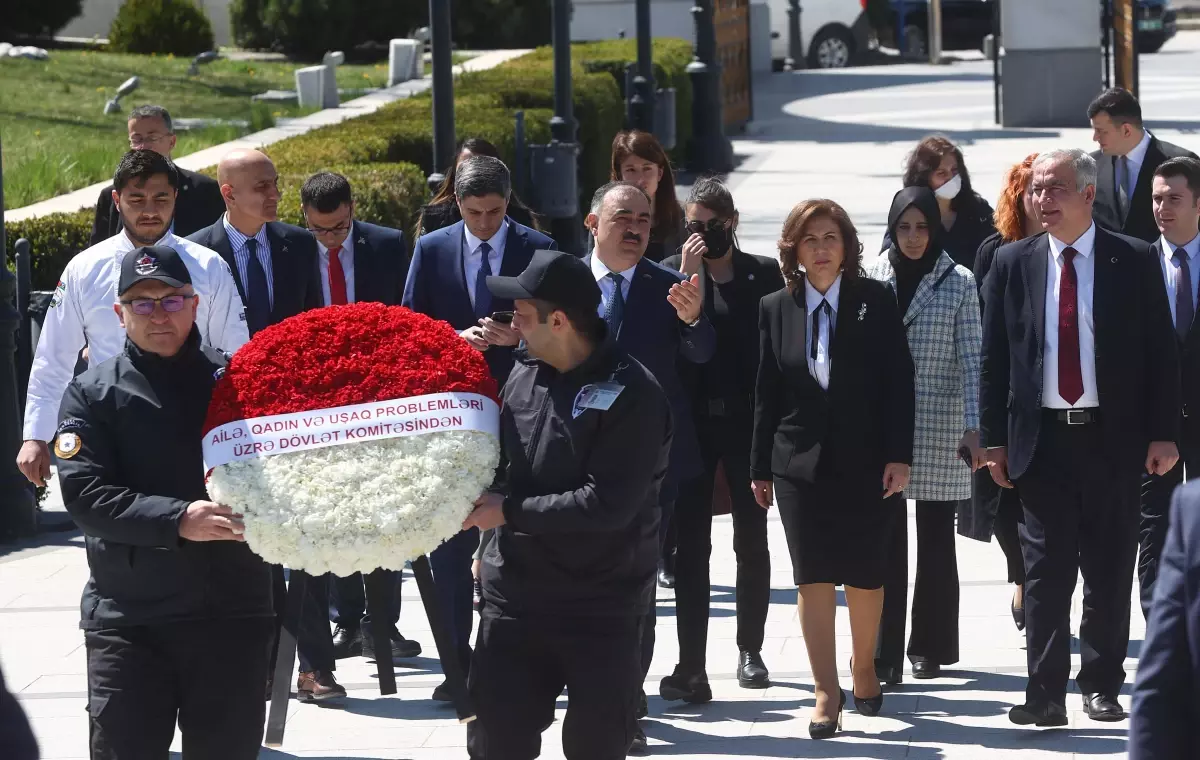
[1134, 139, 1167, 219]
[1093, 230, 1116, 381]
[498, 224, 529, 277]
[264, 223, 291, 322]
[826, 277, 859, 393]
[1022, 235, 1050, 372]
[208, 222, 245, 302]
[783, 283, 808, 383]
[902, 253, 952, 327]
[621, 259, 657, 341]
[350, 222, 375, 304]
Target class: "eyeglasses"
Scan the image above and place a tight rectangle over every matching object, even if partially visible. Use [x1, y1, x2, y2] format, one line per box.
[306, 219, 353, 236]
[129, 133, 170, 148]
[120, 294, 196, 316]
[686, 219, 729, 235]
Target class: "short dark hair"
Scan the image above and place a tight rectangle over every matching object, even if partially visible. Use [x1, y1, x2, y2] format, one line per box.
[1155, 156, 1200, 199]
[128, 104, 174, 133]
[455, 155, 511, 200]
[532, 299, 606, 343]
[300, 171, 353, 213]
[686, 175, 737, 219]
[112, 149, 178, 193]
[1087, 87, 1143, 128]
[589, 181, 651, 216]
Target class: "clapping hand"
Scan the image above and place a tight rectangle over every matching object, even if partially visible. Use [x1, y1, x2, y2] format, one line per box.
[668, 274, 703, 324]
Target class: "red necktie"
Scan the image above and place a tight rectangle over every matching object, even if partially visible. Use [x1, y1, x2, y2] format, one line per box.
[1058, 247, 1083, 405]
[327, 245, 348, 305]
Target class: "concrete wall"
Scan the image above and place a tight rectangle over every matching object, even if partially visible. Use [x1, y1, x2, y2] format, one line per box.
[60, 0, 233, 47]
[570, 0, 698, 43]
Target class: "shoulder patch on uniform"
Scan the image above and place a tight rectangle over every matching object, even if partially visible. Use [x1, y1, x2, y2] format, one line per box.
[214, 366, 226, 381]
[57, 417, 88, 434]
[54, 432, 82, 460]
[49, 280, 66, 308]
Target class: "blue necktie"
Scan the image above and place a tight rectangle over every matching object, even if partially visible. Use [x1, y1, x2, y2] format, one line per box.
[604, 272, 626, 337]
[1175, 248, 1194, 342]
[244, 237, 271, 335]
[474, 241, 493, 320]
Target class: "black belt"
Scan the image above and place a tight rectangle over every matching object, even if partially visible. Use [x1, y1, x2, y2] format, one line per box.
[1044, 408, 1101, 425]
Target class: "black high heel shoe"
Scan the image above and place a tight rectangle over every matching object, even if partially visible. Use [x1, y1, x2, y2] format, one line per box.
[808, 689, 846, 739]
[849, 658, 884, 717]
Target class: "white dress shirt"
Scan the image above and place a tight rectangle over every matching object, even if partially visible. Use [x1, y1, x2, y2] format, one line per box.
[590, 254, 637, 317]
[23, 229, 249, 443]
[1158, 233, 1200, 329]
[222, 213, 274, 310]
[1043, 224, 1100, 409]
[317, 234, 356, 306]
[805, 274, 841, 391]
[1123, 129, 1154, 201]
[463, 220, 508, 310]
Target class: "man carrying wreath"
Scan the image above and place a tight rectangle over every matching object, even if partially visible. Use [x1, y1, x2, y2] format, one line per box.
[55, 245, 273, 759]
[462, 250, 673, 760]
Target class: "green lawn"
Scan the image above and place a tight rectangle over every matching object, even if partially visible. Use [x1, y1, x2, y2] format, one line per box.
[0, 50, 395, 209]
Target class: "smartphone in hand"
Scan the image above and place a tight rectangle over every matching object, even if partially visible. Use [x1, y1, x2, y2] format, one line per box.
[490, 311, 515, 324]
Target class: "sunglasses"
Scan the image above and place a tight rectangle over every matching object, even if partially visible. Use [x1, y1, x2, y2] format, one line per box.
[120, 294, 196, 316]
[686, 219, 729, 235]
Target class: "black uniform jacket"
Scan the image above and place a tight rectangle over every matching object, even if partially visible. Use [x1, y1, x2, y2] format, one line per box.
[483, 336, 672, 619]
[55, 327, 273, 630]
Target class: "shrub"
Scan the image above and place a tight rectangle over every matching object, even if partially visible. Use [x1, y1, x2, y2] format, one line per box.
[229, 0, 271, 50]
[108, 0, 215, 56]
[1, 0, 83, 39]
[276, 162, 428, 232]
[4, 210, 96, 292]
[249, 0, 423, 59]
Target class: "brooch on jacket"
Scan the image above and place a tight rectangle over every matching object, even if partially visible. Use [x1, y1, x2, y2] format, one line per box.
[858, 303, 868, 322]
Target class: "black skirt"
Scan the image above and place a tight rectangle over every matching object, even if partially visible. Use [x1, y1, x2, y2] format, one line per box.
[774, 475, 902, 590]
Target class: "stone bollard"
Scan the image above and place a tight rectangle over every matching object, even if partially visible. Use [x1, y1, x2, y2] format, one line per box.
[389, 39, 420, 86]
[321, 51, 344, 109]
[295, 65, 325, 109]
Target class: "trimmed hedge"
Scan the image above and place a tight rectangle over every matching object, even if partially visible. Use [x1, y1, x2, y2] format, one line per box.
[5, 210, 95, 292]
[5, 39, 694, 284]
[108, 0, 216, 56]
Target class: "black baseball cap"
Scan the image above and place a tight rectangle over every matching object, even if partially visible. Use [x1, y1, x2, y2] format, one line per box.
[487, 249, 601, 314]
[118, 245, 192, 296]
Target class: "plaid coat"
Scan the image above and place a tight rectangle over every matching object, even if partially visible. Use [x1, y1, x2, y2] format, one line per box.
[868, 252, 982, 500]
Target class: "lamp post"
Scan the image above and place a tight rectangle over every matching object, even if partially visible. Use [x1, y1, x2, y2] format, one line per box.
[786, 0, 804, 70]
[687, 0, 733, 173]
[0, 132, 38, 541]
[427, 0, 456, 194]
[628, 0, 656, 131]
[538, 0, 582, 253]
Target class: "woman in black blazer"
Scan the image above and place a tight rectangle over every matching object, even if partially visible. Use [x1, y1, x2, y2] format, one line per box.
[659, 177, 785, 703]
[752, 199, 915, 738]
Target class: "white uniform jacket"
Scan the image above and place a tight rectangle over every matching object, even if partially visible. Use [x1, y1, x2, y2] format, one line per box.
[22, 229, 249, 443]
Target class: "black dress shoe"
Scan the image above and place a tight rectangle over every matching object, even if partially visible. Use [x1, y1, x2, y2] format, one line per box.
[1011, 593, 1025, 632]
[657, 567, 675, 589]
[1082, 693, 1126, 722]
[659, 668, 712, 703]
[911, 659, 941, 680]
[737, 650, 770, 688]
[331, 623, 362, 659]
[875, 661, 903, 686]
[1009, 702, 1068, 727]
[432, 679, 454, 703]
[808, 689, 845, 740]
[628, 725, 648, 754]
[363, 628, 422, 662]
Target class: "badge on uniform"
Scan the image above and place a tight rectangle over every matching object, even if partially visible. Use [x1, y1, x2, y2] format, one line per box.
[49, 280, 66, 309]
[134, 255, 158, 275]
[571, 382, 625, 418]
[54, 432, 82, 460]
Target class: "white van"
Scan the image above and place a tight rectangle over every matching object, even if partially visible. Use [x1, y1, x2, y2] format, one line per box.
[768, 0, 872, 68]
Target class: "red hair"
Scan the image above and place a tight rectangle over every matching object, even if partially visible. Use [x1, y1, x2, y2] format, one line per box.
[993, 153, 1039, 243]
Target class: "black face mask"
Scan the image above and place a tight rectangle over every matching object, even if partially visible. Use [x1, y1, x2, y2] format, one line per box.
[701, 227, 733, 259]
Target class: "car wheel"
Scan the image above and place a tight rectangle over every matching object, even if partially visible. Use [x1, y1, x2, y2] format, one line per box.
[902, 24, 927, 59]
[807, 26, 854, 69]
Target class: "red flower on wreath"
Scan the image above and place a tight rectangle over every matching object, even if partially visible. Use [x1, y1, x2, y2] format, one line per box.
[203, 303, 498, 434]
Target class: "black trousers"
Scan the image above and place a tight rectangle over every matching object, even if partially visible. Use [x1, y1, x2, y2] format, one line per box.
[639, 483, 674, 683]
[329, 570, 403, 628]
[673, 413, 770, 672]
[1015, 418, 1141, 707]
[431, 527, 479, 674]
[468, 608, 642, 760]
[1138, 437, 1200, 620]
[993, 486, 1026, 585]
[878, 500, 960, 669]
[86, 618, 274, 760]
[270, 565, 336, 673]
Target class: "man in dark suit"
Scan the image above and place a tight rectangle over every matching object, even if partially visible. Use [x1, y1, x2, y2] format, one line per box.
[583, 180, 715, 750]
[1138, 157, 1200, 622]
[1129, 480, 1200, 759]
[90, 105, 225, 245]
[299, 170, 421, 664]
[981, 148, 1181, 727]
[1089, 87, 1197, 244]
[186, 149, 339, 702]
[402, 155, 555, 702]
